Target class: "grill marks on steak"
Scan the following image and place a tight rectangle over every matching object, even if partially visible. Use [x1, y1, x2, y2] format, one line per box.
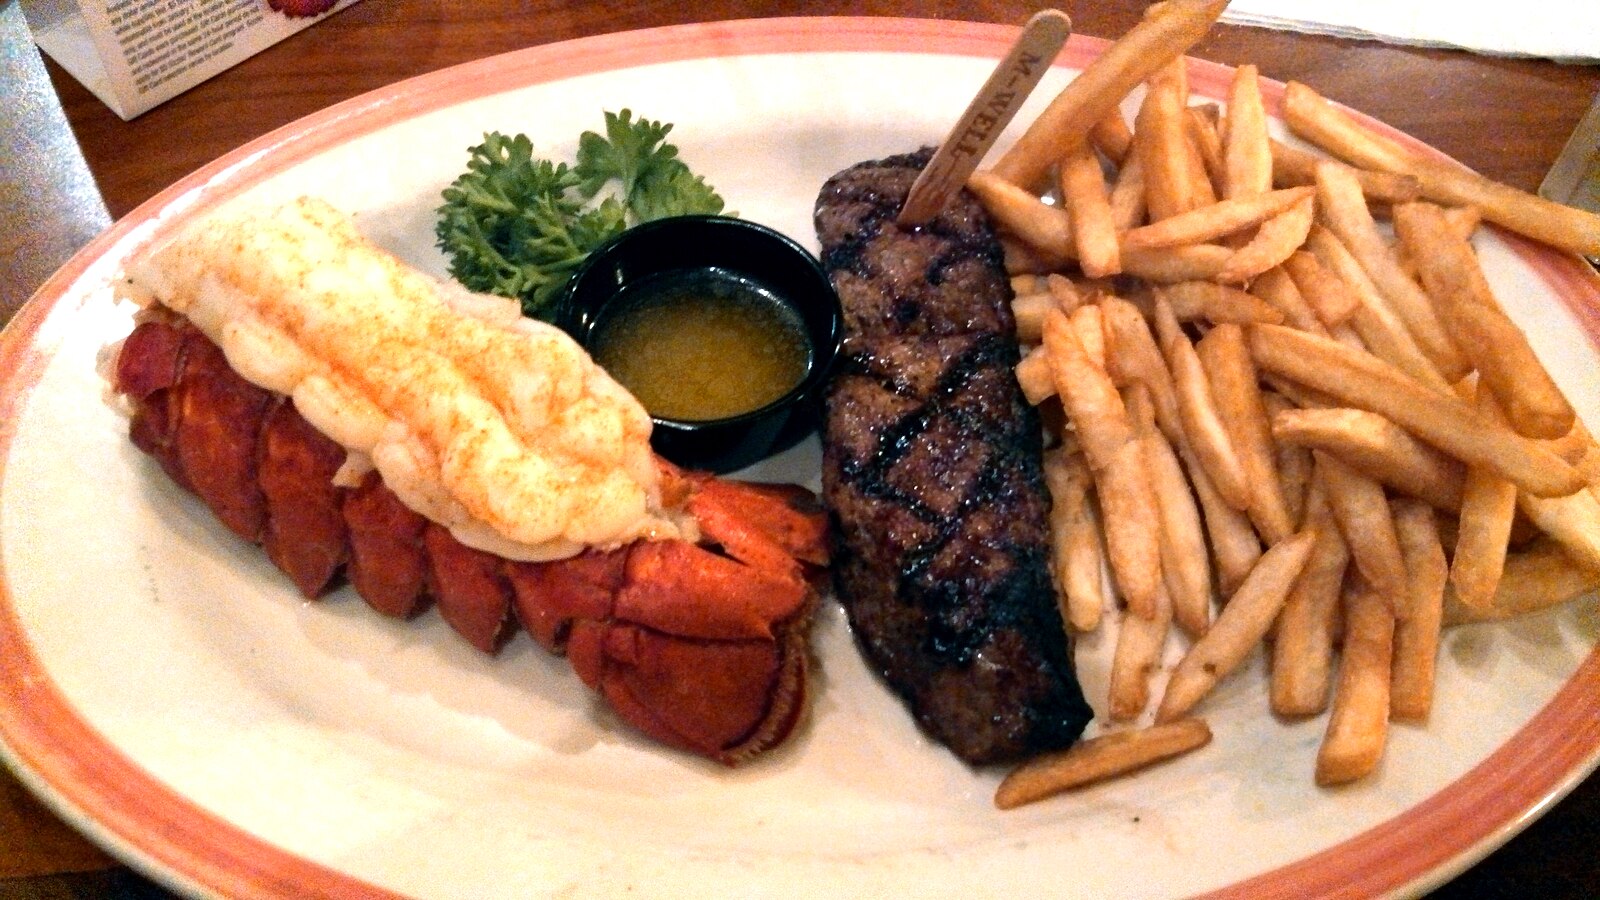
[816, 154, 1011, 339]
[816, 150, 1091, 764]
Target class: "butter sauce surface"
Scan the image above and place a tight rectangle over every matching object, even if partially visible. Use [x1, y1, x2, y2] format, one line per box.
[591, 270, 812, 422]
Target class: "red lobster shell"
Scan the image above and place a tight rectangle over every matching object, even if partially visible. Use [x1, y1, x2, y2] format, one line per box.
[113, 314, 829, 764]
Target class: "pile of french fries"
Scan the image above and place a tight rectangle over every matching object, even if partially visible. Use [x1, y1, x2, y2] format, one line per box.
[983, 0, 1600, 810]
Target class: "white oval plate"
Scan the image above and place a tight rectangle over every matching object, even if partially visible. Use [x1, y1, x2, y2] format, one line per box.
[2, 17, 1599, 900]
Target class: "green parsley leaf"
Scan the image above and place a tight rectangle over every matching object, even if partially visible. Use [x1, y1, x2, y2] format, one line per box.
[435, 111, 726, 321]
[632, 164, 727, 222]
[574, 109, 674, 202]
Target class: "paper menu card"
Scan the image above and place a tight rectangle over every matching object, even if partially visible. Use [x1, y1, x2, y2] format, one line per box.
[21, 0, 363, 120]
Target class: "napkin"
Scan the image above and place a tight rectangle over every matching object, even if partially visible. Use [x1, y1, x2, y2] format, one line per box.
[1220, 0, 1600, 63]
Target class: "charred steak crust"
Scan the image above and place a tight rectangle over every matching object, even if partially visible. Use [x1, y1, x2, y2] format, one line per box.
[816, 149, 1092, 764]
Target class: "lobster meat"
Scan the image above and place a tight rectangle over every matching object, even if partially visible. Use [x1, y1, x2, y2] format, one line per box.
[113, 314, 829, 764]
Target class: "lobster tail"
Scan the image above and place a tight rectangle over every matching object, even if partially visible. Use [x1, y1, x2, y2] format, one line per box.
[113, 315, 828, 763]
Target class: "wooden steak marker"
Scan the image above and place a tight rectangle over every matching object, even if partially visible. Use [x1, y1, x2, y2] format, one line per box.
[896, 8, 1072, 227]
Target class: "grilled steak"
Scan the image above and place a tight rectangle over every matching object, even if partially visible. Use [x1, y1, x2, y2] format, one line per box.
[815, 149, 1092, 764]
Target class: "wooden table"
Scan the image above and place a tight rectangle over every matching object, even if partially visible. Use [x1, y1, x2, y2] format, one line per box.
[2, 0, 1596, 896]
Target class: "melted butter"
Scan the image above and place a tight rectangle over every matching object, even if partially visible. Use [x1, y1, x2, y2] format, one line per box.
[592, 271, 811, 422]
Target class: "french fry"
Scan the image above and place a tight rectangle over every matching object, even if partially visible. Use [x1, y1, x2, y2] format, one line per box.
[1044, 309, 1127, 465]
[1564, 423, 1600, 495]
[1314, 162, 1467, 380]
[1264, 391, 1314, 526]
[1158, 48, 1189, 98]
[1281, 81, 1418, 175]
[985, 11, 1600, 804]
[1015, 345, 1055, 405]
[1002, 233, 1072, 275]
[1017, 299, 1123, 403]
[1249, 265, 1328, 334]
[1109, 582, 1174, 721]
[1155, 281, 1286, 325]
[1442, 204, 1481, 242]
[1090, 111, 1135, 166]
[1044, 309, 1164, 618]
[994, 718, 1212, 810]
[1217, 195, 1316, 284]
[1154, 296, 1252, 511]
[1121, 186, 1315, 251]
[1316, 450, 1411, 610]
[1271, 485, 1349, 716]
[1443, 539, 1600, 625]
[1448, 302, 1578, 438]
[1011, 274, 1045, 296]
[1185, 438, 1264, 597]
[1102, 296, 1183, 441]
[1304, 225, 1452, 393]
[1261, 371, 1338, 412]
[1451, 388, 1519, 611]
[1391, 499, 1446, 722]
[1043, 449, 1108, 632]
[1540, 417, 1595, 467]
[1108, 150, 1149, 233]
[1247, 324, 1585, 498]
[1157, 527, 1320, 722]
[1418, 168, 1600, 259]
[1130, 385, 1212, 637]
[1197, 323, 1297, 543]
[1184, 107, 1224, 204]
[1104, 300, 1261, 597]
[1072, 302, 1108, 370]
[1046, 272, 1086, 311]
[1325, 316, 1372, 361]
[1061, 144, 1122, 278]
[1012, 292, 1054, 343]
[1270, 137, 1422, 205]
[1392, 201, 1575, 440]
[992, 0, 1230, 190]
[1099, 440, 1168, 621]
[1315, 579, 1395, 786]
[1282, 250, 1360, 328]
[1122, 244, 1233, 283]
[1270, 407, 1466, 512]
[1518, 485, 1600, 574]
[1282, 80, 1600, 258]
[1267, 137, 1322, 187]
[1222, 64, 1271, 200]
[967, 171, 1076, 259]
[1391, 200, 1494, 298]
[1137, 65, 1200, 221]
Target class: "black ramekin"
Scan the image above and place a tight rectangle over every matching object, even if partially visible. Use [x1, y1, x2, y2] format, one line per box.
[558, 215, 842, 473]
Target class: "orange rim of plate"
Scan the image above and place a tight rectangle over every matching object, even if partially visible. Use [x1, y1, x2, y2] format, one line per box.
[2, 17, 1598, 900]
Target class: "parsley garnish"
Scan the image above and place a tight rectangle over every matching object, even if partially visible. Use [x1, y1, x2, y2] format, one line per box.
[435, 110, 726, 320]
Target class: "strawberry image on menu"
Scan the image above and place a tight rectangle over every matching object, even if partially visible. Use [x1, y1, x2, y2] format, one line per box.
[266, 0, 338, 17]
